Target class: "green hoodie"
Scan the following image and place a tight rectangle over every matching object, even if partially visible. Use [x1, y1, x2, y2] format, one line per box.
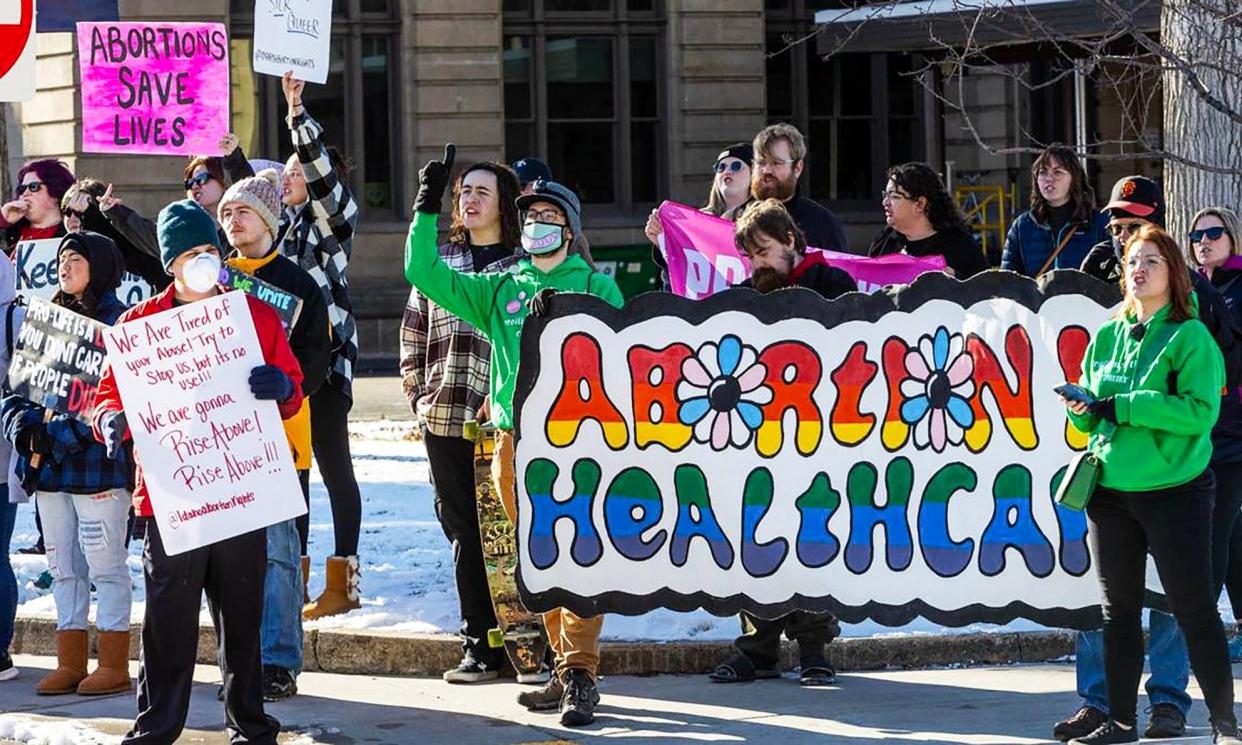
[1068, 302, 1224, 491]
[404, 211, 624, 430]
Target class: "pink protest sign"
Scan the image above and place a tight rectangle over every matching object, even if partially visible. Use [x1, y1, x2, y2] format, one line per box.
[77, 22, 229, 156]
[656, 200, 947, 298]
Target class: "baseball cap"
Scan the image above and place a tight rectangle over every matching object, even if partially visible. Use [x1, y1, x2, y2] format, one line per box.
[512, 157, 553, 187]
[516, 180, 582, 237]
[1102, 175, 1164, 225]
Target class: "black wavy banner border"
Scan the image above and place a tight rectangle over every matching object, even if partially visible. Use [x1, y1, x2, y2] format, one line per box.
[513, 269, 1122, 630]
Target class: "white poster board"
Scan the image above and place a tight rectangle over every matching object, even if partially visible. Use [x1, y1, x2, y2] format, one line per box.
[0, 0, 36, 102]
[14, 239, 153, 306]
[102, 291, 305, 555]
[252, 0, 333, 84]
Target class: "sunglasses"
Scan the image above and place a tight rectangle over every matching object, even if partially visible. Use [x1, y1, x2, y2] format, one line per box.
[1189, 226, 1228, 243]
[1107, 222, 1146, 237]
[714, 160, 745, 174]
[64, 209, 87, 220]
[15, 181, 43, 196]
[184, 172, 213, 190]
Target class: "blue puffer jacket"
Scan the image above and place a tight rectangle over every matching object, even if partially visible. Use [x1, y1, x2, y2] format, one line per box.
[1001, 209, 1108, 278]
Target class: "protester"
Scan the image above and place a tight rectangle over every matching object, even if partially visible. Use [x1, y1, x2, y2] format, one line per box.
[0, 254, 26, 683]
[1061, 225, 1240, 745]
[0, 232, 133, 697]
[1001, 144, 1108, 277]
[275, 74, 364, 620]
[405, 144, 623, 725]
[868, 162, 990, 278]
[1, 159, 74, 254]
[93, 199, 302, 745]
[399, 162, 522, 684]
[96, 156, 232, 260]
[218, 170, 331, 702]
[62, 180, 170, 290]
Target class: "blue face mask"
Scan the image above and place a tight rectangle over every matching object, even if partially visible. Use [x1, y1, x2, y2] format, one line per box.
[522, 221, 566, 255]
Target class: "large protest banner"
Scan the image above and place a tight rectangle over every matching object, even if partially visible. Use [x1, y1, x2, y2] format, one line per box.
[102, 292, 305, 555]
[252, 0, 333, 84]
[77, 21, 230, 156]
[7, 298, 107, 424]
[513, 271, 1121, 630]
[13, 239, 154, 306]
[657, 200, 946, 297]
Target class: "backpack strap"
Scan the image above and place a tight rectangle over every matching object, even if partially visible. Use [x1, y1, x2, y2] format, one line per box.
[1036, 225, 1079, 278]
[5, 302, 18, 357]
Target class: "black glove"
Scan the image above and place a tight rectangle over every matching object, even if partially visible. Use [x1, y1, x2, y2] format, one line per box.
[528, 288, 559, 318]
[20, 423, 49, 459]
[412, 143, 456, 216]
[250, 365, 294, 402]
[1091, 396, 1117, 424]
[99, 411, 128, 460]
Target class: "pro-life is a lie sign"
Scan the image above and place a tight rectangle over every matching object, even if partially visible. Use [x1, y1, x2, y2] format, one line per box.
[101, 291, 305, 555]
[252, 0, 332, 84]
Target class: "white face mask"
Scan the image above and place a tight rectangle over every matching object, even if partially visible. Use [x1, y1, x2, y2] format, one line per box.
[183, 252, 222, 293]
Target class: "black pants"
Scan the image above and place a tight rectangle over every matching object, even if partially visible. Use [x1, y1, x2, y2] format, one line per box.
[123, 520, 278, 745]
[1087, 470, 1236, 728]
[1214, 462, 1242, 606]
[424, 430, 499, 663]
[294, 469, 311, 555]
[734, 611, 840, 670]
[310, 381, 361, 557]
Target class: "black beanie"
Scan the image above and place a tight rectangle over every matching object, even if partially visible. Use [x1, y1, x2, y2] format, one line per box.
[57, 231, 124, 299]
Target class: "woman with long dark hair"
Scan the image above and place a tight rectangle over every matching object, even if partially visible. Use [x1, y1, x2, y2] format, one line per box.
[868, 162, 990, 278]
[1062, 225, 1240, 745]
[1002, 144, 1108, 278]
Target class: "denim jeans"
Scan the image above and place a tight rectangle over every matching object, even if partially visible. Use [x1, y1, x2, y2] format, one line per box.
[1077, 610, 1192, 716]
[37, 489, 132, 632]
[261, 517, 303, 673]
[1, 490, 16, 652]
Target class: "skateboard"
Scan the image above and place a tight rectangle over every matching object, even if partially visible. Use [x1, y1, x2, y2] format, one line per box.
[467, 420, 550, 683]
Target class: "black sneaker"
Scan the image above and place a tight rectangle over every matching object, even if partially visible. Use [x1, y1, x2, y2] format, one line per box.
[1055, 707, 1108, 742]
[1069, 720, 1139, 744]
[0, 650, 17, 681]
[1144, 703, 1186, 739]
[516, 676, 564, 712]
[559, 669, 599, 727]
[262, 666, 297, 702]
[1213, 720, 1242, 745]
[17, 542, 44, 555]
[442, 655, 499, 684]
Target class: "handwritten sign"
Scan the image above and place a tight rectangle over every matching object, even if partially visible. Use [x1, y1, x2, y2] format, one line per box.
[102, 292, 305, 555]
[14, 239, 154, 306]
[77, 21, 230, 156]
[7, 298, 107, 424]
[252, 0, 332, 84]
[219, 265, 304, 335]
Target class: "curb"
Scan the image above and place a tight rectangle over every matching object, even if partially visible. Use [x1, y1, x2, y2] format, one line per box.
[11, 616, 1075, 676]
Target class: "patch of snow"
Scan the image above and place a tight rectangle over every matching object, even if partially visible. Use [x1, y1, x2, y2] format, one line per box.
[0, 716, 121, 745]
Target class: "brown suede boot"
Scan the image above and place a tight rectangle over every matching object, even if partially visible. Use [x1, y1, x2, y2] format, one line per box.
[77, 630, 132, 695]
[36, 630, 88, 695]
[303, 556, 360, 619]
[301, 555, 310, 604]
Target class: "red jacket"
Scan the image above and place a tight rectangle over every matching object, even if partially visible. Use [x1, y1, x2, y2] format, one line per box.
[93, 285, 305, 516]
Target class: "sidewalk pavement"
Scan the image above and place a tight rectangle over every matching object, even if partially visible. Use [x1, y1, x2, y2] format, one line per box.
[5, 653, 1238, 744]
[350, 375, 408, 421]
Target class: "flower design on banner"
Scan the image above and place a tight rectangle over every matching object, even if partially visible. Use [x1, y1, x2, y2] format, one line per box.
[676, 335, 773, 450]
[899, 326, 976, 452]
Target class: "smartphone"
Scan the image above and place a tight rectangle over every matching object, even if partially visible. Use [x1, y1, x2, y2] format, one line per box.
[1054, 383, 1096, 407]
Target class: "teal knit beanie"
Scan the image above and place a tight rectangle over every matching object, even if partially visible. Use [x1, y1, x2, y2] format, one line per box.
[157, 199, 220, 272]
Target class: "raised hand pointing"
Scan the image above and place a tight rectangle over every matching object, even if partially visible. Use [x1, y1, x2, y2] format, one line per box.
[413, 142, 458, 216]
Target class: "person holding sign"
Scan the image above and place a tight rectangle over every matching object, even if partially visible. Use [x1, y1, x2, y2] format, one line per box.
[0, 231, 134, 696]
[218, 170, 330, 701]
[1, 159, 74, 254]
[405, 146, 623, 727]
[92, 200, 303, 745]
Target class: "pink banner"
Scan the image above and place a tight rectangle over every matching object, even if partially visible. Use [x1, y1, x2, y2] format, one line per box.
[77, 22, 230, 156]
[657, 200, 947, 298]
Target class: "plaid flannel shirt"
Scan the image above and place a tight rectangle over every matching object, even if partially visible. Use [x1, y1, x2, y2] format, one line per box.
[280, 112, 360, 397]
[399, 243, 519, 438]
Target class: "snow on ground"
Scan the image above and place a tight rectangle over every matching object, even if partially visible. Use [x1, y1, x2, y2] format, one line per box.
[0, 716, 120, 745]
[12, 419, 1191, 642]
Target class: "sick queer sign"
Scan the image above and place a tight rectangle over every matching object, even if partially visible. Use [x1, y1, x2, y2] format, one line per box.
[102, 292, 304, 555]
[77, 21, 230, 156]
[513, 271, 1121, 630]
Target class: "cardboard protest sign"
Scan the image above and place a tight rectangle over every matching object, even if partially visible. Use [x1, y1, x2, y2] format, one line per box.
[656, 200, 947, 297]
[513, 270, 1122, 630]
[0, 0, 36, 102]
[102, 291, 305, 555]
[13, 239, 154, 305]
[77, 21, 230, 156]
[252, 0, 333, 84]
[218, 265, 304, 335]
[7, 297, 107, 424]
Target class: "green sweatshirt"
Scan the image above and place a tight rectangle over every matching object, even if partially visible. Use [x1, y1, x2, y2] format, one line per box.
[1068, 303, 1224, 491]
[404, 211, 624, 430]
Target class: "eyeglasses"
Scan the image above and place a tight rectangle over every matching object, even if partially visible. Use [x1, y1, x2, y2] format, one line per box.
[1108, 221, 1146, 237]
[64, 209, 86, 220]
[1125, 255, 1166, 271]
[1189, 226, 1228, 243]
[714, 161, 745, 174]
[184, 172, 212, 191]
[1036, 168, 1070, 180]
[754, 158, 796, 170]
[881, 190, 912, 203]
[15, 181, 43, 196]
[525, 209, 564, 223]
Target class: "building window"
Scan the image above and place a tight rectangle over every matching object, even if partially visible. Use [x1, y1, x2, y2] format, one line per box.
[503, 1, 663, 209]
[228, 0, 400, 218]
